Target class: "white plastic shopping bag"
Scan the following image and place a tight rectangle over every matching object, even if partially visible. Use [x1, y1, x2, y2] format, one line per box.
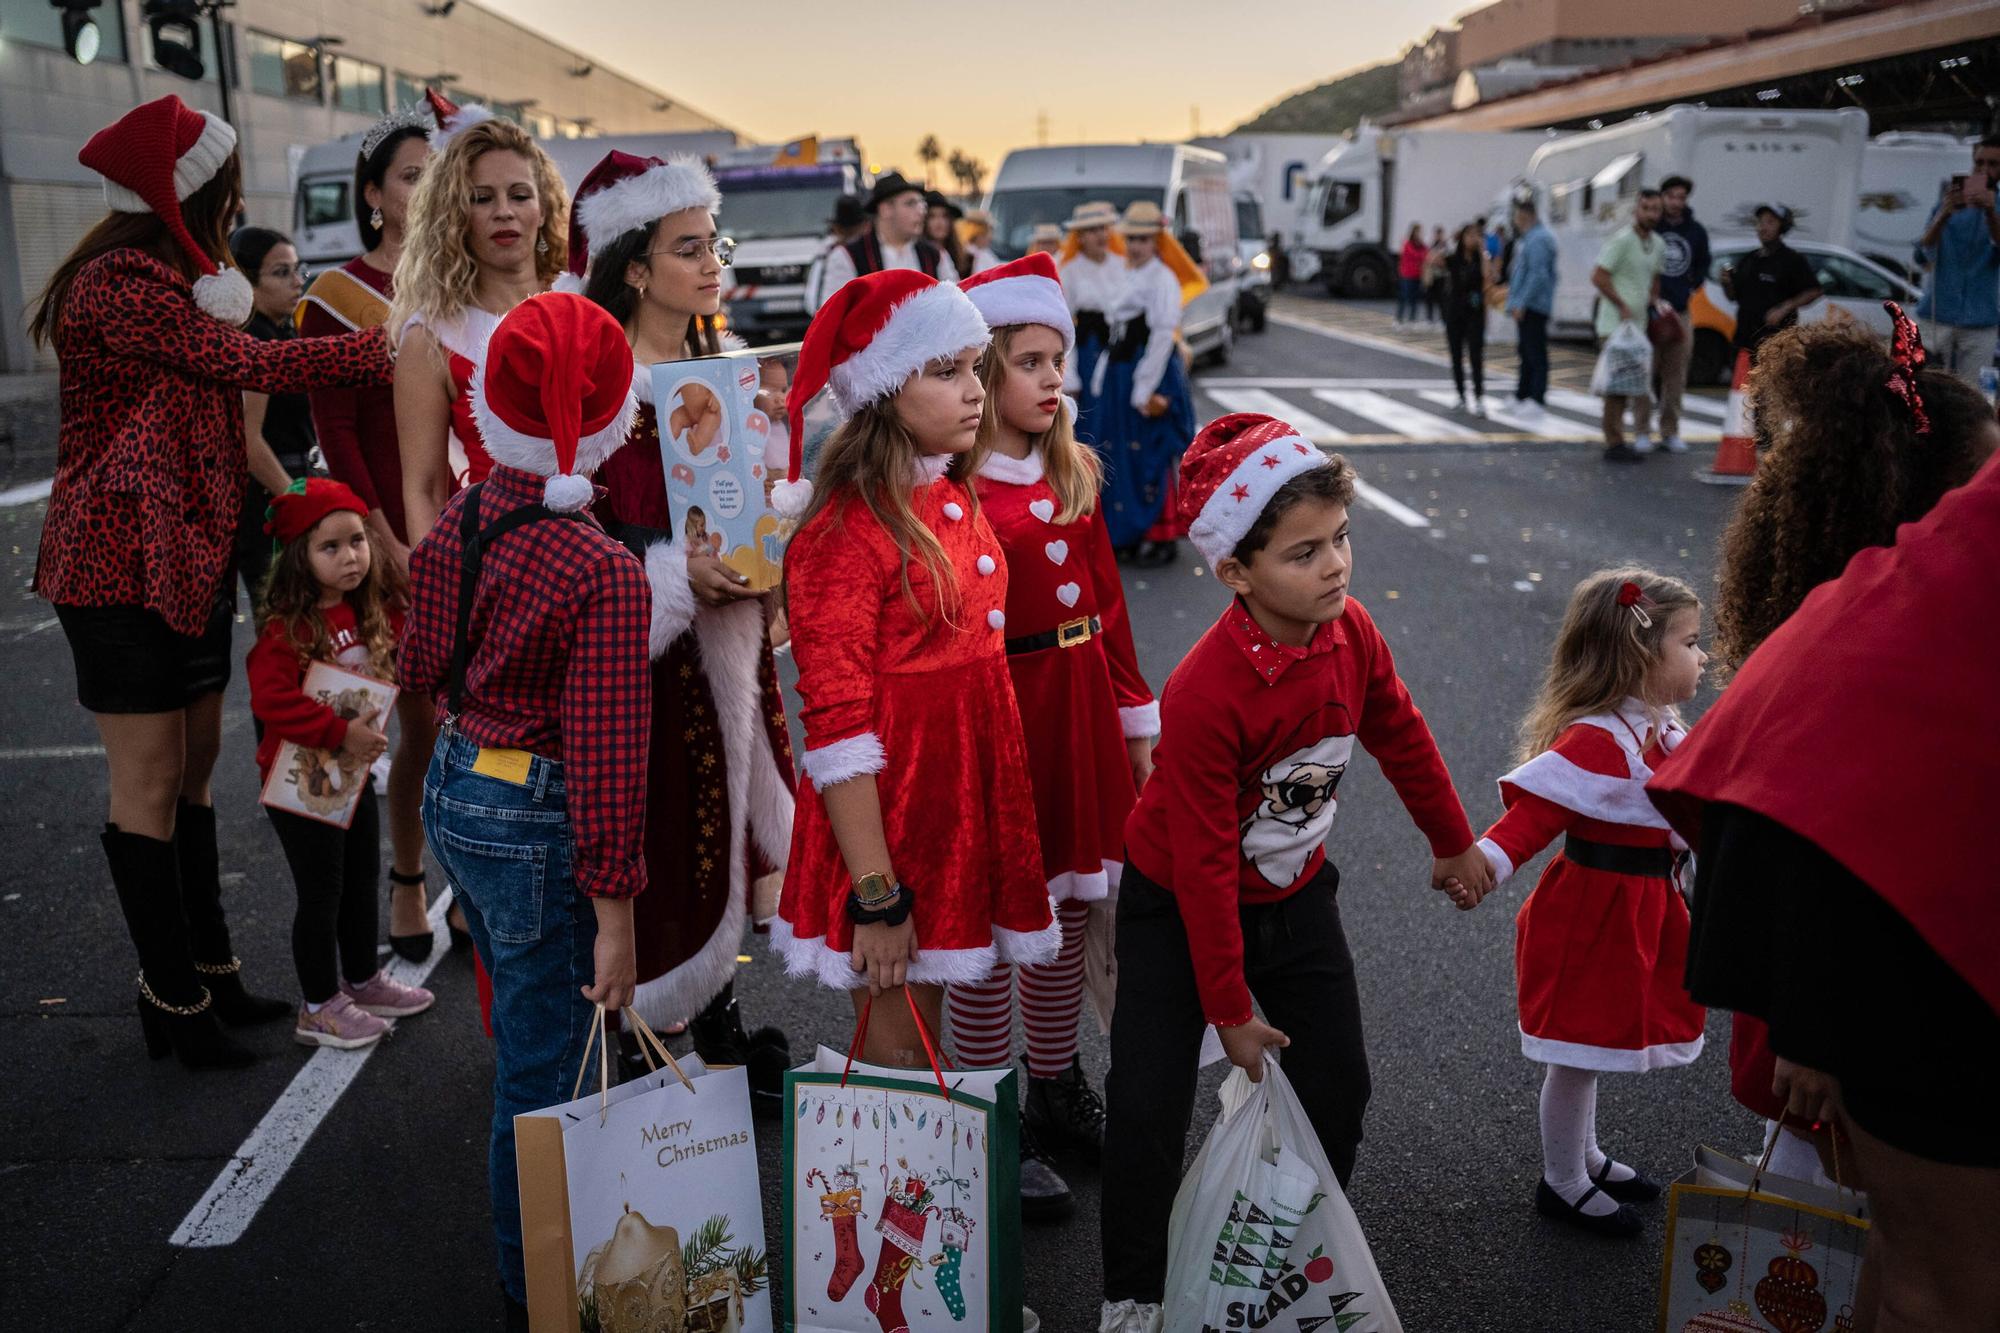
[1590, 320, 1654, 398]
[1164, 1054, 1401, 1333]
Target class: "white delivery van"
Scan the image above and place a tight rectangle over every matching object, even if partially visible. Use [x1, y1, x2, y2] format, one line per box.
[1523, 105, 1870, 338]
[1294, 126, 1553, 299]
[985, 142, 1240, 363]
[1857, 131, 1975, 281]
[1194, 132, 1342, 245]
[709, 140, 869, 345]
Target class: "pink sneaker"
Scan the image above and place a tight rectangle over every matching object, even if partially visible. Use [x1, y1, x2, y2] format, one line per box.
[341, 971, 436, 1018]
[294, 994, 390, 1049]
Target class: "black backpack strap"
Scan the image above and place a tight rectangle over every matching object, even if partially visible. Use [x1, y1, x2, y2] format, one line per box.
[445, 485, 579, 715]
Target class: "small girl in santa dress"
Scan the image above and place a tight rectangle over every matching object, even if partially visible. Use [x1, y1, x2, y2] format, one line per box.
[1473, 567, 1709, 1238]
[768, 269, 1060, 1073]
[946, 254, 1158, 1221]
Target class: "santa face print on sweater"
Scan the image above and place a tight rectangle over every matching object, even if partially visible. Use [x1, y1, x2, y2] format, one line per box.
[1242, 733, 1354, 888]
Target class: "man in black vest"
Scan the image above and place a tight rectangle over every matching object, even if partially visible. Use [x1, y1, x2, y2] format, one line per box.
[812, 171, 957, 308]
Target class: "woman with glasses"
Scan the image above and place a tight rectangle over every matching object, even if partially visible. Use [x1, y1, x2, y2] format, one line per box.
[564, 150, 798, 1108]
[227, 227, 319, 604]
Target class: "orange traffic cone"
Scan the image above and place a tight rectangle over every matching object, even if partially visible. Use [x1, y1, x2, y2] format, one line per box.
[1697, 349, 1756, 485]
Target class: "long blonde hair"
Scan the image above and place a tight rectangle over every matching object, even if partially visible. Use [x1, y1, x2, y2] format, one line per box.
[1517, 567, 1699, 761]
[793, 397, 968, 620]
[387, 119, 567, 345]
[969, 324, 1102, 523]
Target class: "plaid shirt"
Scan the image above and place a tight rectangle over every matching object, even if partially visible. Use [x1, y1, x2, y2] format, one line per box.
[402, 463, 652, 900]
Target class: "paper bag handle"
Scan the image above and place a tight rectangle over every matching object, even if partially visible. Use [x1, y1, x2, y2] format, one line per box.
[568, 1003, 615, 1125]
[841, 989, 951, 1102]
[624, 1007, 697, 1095]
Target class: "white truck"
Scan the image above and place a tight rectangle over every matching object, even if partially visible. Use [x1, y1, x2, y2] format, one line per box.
[710, 139, 869, 345]
[1293, 126, 1553, 299]
[1193, 133, 1343, 247]
[1857, 131, 1975, 281]
[1519, 105, 1870, 338]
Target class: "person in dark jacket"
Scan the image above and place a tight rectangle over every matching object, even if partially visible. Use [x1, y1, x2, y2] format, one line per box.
[1443, 224, 1493, 412]
[1722, 205, 1821, 362]
[1652, 175, 1710, 452]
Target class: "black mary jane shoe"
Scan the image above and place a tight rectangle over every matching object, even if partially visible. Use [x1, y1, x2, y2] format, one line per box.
[1591, 1158, 1663, 1204]
[387, 869, 434, 963]
[1534, 1178, 1643, 1238]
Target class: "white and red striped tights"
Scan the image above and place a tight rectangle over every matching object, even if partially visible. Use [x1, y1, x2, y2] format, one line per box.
[946, 899, 1092, 1075]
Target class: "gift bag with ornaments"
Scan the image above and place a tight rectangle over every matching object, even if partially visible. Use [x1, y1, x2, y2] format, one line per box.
[1657, 1140, 1868, 1333]
[783, 991, 1024, 1333]
[1164, 1054, 1401, 1333]
[516, 1006, 771, 1333]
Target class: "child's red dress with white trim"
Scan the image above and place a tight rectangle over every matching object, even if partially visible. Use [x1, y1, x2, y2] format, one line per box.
[1479, 699, 1707, 1072]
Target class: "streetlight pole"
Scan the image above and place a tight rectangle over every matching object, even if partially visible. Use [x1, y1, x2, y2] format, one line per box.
[206, 1, 234, 126]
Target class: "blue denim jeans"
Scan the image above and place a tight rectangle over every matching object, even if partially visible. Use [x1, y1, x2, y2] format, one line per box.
[422, 729, 597, 1303]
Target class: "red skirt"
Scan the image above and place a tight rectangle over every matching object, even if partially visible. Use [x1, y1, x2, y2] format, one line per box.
[1007, 635, 1136, 902]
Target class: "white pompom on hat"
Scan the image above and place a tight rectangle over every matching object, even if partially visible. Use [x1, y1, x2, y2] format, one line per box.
[78, 95, 251, 325]
[424, 87, 494, 153]
[470, 293, 641, 511]
[958, 252, 1074, 351]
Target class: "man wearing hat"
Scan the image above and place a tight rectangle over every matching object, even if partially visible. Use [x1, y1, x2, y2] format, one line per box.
[1721, 203, 1822, 364]
[805, 194, 870, 311]
[812, 171, 957, 309]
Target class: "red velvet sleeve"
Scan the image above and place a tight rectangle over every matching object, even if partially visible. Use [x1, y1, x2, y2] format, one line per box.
[1482, 725, 1630, 881]
[786, 507, 893, 789]
[1348, 601, 1475, 856]
[246, 623, 349, 752]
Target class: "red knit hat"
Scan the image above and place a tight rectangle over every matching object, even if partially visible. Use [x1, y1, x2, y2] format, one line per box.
[1178, 413, 1331, 567]
[555, 149, 722, 294]
[470, 293, 641, 511]
[774, 270, 989, 516]
[78, 95, 250, 325]
[264, 477, 369, 544]
[424, 87, 494, 153]
[958, 252, 1073, 350]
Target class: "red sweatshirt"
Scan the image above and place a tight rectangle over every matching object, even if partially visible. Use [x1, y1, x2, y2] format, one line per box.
[245, 601, 397, 779]
[1124, 597, 1475, 1025]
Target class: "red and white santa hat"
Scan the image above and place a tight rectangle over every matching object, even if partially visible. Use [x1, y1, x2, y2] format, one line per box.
[773, 270, 989, 517]
[425, 87, 494, 153]
[554, 149, 722, 295]
[77, 95, 252, 325]
[957, 252, 1073, 350]
[470, 293, 640, 511]
[1178, 413, 1331, 567]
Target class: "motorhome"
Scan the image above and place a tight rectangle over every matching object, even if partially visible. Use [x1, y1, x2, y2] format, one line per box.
[985, 142, 1240, 362]
[1857, 131, 1974, 280]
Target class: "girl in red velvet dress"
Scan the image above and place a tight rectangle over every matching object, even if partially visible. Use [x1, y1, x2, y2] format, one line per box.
[1474, 568, 1709, 1238]
[769, 271, 1058, 1075]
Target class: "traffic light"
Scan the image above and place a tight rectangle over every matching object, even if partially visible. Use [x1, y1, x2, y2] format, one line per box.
[142, 0, 206, 81]
[48, 0, 103, 65]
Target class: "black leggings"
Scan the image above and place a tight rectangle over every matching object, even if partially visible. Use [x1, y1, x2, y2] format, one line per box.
[1446, 312, 1486, 399]
[268, 787, 381, 1003]
[1101, 860, 1372, 1303]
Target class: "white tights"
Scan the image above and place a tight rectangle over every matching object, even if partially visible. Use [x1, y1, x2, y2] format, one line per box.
[1540, 1064, 1635, 1216]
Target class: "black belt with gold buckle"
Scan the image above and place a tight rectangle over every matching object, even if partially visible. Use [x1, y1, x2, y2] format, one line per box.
[1006, 615, 1100, 656]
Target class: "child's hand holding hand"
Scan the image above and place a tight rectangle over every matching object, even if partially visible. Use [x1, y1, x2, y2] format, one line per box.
[338, 711, 389, 765]
[1432, 845, 1495, 909]
[1217, 1017, 1290, 1082]
[1439, 877, 1481, 910]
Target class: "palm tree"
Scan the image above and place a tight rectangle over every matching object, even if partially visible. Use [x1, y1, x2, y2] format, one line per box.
[947, 149, 972, 199]
[951, 153, 987, 202]
[916, 135, 943, 186]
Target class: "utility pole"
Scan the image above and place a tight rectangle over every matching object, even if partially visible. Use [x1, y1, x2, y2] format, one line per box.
[1036, 109, 1049, 146]
[209, 3, 235, 127]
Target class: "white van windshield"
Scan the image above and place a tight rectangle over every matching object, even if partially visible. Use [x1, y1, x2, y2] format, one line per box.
[716, 185, 842, 241]
[988, 186, 1159, 258]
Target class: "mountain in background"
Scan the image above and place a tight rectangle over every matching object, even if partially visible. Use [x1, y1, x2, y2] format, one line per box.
[1232, 61, 1401, 134]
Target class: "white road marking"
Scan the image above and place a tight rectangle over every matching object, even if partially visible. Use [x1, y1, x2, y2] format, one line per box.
[1198, 377, 1457, 391]
[1544, 387, 1723, 436]
[170, 889, 456, 1248]
[1350, 478, 1430, 529]
[1313, 389, 1484, 442]
[0, 478, 53, 507]
[0, 744, 105, 760]
[1268, 311, 1453, 367]
[1416, 392, 1598, 439]
[1205, 387, 1349, 440]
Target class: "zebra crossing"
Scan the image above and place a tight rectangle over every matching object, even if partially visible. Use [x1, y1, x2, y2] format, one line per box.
[1195, 377, 1728, 448]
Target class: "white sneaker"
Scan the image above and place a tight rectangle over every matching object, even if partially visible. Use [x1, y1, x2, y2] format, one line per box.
[1454, 393, 1468, 412]
[1100, 1299, 1164, 1333]
[1631, 434, 1655, 454]
[1469, 396, 1487, 418]
[1662, 435, 1689, 453]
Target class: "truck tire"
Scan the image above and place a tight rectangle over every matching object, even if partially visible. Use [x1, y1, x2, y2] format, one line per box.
[1690, 329, 1732, 387]
[1340, 254, 1393, 301]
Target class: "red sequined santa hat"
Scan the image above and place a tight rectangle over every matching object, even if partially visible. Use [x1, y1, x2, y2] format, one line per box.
[554, 149, 722, 295]
[424, 87, 493, 153]
[263, 477, 369, 543]
[774, 270, 989, 517]
[1177, 413, 1331, 568]
[470, 293, 641, 511]
[957, 252, 1073, 350]
[77, 95, 251, 325]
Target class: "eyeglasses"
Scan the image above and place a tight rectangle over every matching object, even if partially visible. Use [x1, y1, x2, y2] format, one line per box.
[649, 236, 736, 266]
[264, 262, 311, 283]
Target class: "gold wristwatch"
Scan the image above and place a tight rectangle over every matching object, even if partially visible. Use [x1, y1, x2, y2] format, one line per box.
[852, 872, 899, 907]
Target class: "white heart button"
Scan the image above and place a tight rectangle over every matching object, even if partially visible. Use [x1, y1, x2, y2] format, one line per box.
[1044, 540, 1069, 566]
[1055, 582, 1081, 608]
[1027, 498, 1056, 523]
[977, 554, 996, 575]
[942, 502, 965, 521]
[987, 608, 1006, 630]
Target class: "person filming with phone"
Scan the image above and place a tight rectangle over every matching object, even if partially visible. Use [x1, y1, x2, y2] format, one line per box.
[1916, 136, 2000, 387]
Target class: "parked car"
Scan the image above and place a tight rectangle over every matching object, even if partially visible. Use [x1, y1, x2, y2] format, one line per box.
[1233, 192, 1270, 333]
[1687, 237, 1918, 384]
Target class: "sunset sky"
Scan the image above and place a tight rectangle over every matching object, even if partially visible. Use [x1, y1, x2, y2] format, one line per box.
[483, 0, 1472, 180]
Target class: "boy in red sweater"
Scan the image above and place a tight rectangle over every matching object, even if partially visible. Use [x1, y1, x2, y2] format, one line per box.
[1098, 414, 1493, 1330]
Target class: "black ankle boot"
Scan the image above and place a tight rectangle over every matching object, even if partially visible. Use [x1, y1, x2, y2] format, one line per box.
[1023, 1055, 1107, 1161]
[175, 800, 289, 1027]
[103, 825, 257, 1070]
[690, 984, 791, 1117]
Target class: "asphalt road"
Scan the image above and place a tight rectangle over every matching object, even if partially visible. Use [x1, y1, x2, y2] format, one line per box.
[0, 294, 1754, 1332]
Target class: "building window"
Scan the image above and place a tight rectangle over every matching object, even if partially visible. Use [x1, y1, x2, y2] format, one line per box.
[393, 72, 427, 110]
[0, 0, 129, 61]
[332, 55, 385, 114]
[247, 30, 322, 102]
[527, 111, 556, 138]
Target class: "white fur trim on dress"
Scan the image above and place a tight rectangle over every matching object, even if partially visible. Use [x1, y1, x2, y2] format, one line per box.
[1047, 866, 1111, 903]
[1497, 705, 1683, 830]
[961, 273, 1074, 350]
[1476, 837, 1516, 886]
[1186, 431, 1329, 569]
[429, 103, 495, 153]
[975, 449, 1045, 486]
[801, 732, 885, 790]
[1118, 700, 1160, 739]
[192, 268, 254, 326]
[578, 156, 721, 264]
[399, 305, 498, 360]
[827, 283, 990, 415]
[642, 538, 699, 659]
[1520, 1027, 1705, 1074]
[993, 915, 1063, 968]
[468, 358, 642, 493]
[767, 918, 1044, 990]
[551, 272, 587, 296]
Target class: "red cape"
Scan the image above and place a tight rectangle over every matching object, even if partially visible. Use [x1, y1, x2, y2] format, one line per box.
[1648, 454, 2000, 1016]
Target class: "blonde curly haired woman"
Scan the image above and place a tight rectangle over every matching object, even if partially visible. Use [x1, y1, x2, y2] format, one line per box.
[389, 113, 568, 542]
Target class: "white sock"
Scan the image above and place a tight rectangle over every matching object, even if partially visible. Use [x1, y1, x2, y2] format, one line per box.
[304, 999, 325, 1014]
[1541, 1065, 1620, 1216]
[1765, 1120, 1831, 1185]
[1582, 1075, 1636, 1183]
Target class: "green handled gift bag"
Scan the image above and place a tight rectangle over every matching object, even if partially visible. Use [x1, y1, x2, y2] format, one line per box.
[783, 990, 1024, 1333]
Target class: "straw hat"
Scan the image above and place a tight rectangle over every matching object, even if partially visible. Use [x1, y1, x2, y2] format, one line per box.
[1118, 200, 1167, 237]
[1064, 200, 1119, 232]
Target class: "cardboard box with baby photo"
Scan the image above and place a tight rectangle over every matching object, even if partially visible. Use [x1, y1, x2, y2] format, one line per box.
[651, 351, 805, 593]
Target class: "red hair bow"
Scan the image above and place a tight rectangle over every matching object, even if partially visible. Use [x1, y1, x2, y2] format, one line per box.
[1617, 582, 1643, 607]
[1883, 300, 1931, 437]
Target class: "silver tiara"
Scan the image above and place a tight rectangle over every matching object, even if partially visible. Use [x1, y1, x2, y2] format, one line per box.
[361, 104, 434, 161]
